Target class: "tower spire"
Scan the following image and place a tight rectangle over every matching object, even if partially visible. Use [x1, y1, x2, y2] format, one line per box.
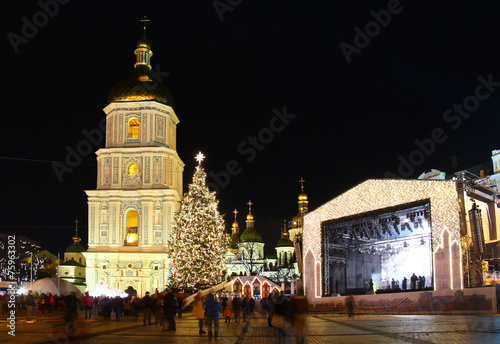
[134, 16, 153, 69]
[72, 219, 81, 244]
[298, 177, 308, 213]
[282, 219, 289, 238]
[141, 15, 150, 31]
[246, 200, 254, 227]
[232, 209, 239, 234]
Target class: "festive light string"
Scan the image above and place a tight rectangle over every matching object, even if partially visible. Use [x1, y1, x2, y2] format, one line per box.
[304, 179, 461, 264]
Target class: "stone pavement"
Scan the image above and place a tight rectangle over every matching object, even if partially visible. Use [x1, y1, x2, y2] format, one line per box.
[1, 308, 500, 343]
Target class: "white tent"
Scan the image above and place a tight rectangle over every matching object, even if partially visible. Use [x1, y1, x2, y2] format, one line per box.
[28, 278, 82, 296]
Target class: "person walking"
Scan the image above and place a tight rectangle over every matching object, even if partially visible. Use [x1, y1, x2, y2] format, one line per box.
[47, 293, 55, 313]
[162, 289, 177, 331]
[241, 297, 248, 322]
[232, 296, 241, 323]
[176, 290, 185, 318]
[82, 292, 93, 319]
[192, 292, 206, 335]
[223, 304, 232, 323]
[345, 294, 355, 318]
[152, 289, 163, 326]
[249, 298, 255, 315]
[141, 291, 153, 325]
[204, 293, 221, 341]
[112, 296, 123, 321]
[39, 293, 46, 315]
[273, 291, 290, 343]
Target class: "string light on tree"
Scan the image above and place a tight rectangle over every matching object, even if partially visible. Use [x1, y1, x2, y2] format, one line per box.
[168, 152, 230, 291]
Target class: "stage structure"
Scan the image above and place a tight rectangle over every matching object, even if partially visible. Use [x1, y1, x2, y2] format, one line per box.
[322, 200, 432, 295]
[302, 179, 497, 314]
[304, 179, 463, 297]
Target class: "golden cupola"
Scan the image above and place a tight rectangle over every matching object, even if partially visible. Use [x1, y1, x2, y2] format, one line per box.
[66, 219, 86, 253]
[291, 178, 308, 228]
[108, 21, 175, 107]
[230, 209, 241, 250]
[277, 220, 294, 247]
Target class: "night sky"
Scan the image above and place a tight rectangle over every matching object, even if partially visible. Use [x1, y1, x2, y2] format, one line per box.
[1, 0, 500, 255]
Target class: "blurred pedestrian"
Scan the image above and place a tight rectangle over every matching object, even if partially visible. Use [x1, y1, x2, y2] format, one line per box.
[47, 293, 55, 313]
[204, 293, 221, 341]
[112, 296, 123, 321]
[223, 304, 232, 323]
[141, 291, 153, 325]
[82, 292, 93, 319]
[273, 291, 290, 343]
[162, 288, 177, 331]
[345, 295, 354, 318]
[192, 292, 206, 335]
[241, 297, 248, 322]
[291, 288, 308, 344]
[152, 289, 163, 326]
[39, 293, 46, 315]
[232, 296, 241, 323]
[176, 290, 185, 318]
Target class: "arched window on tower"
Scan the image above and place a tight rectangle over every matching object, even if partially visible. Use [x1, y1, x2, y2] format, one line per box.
[128, 118, 140, 138]
[125, 209, 139, 246]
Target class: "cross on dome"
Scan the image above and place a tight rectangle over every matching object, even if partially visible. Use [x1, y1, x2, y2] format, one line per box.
[195, 152, 205, 165]
[141, 16, 150, 30]
[299, 177, 305, 191]
[247, 200, 253, 213]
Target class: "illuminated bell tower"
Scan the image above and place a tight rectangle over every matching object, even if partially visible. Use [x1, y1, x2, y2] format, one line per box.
[289, 178, 308, 243]
[84, 20, 184, 296]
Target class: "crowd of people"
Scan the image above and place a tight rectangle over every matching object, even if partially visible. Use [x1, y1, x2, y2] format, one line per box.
[1, 287, 309, 343]
[1, 290, 80, 322]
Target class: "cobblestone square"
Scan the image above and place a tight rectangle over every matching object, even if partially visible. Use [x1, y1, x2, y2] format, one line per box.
[2, 309, 500, 343]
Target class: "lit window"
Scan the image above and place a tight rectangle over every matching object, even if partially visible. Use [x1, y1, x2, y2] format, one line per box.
[125, 210, 139, 246]
[128, 118, 139, 138]
[128, 163, 138, 176]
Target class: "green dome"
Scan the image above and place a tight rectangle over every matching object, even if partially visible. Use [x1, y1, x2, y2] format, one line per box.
[240, 227, 262, 242]
[230, 233, 240, 249]
[65, 242, 86, 253]
[276, 237, 294, 247]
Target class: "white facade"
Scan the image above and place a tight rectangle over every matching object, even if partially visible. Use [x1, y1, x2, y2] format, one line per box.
[84, 99, 183, 296]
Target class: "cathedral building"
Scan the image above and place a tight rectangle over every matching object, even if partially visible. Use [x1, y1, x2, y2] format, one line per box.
[83, 27, 184, 296]
[225, 181, 308, 286]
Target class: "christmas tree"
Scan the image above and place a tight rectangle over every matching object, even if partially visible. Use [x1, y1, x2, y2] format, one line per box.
[168, 152, 230, 291]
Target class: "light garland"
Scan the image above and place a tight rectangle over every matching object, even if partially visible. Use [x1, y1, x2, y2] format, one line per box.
[304, 179, 461, 263]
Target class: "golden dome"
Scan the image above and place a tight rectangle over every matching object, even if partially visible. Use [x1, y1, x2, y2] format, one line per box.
[298, 192, 308, 201]
[232, 220, 239, 231]
[246, 213, 254, 221]
[292, 212, 302, 223]
[107, 31, 175, 108]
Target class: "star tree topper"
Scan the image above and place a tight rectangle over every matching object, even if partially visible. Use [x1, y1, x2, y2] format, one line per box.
[195, 151, 205, 165]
